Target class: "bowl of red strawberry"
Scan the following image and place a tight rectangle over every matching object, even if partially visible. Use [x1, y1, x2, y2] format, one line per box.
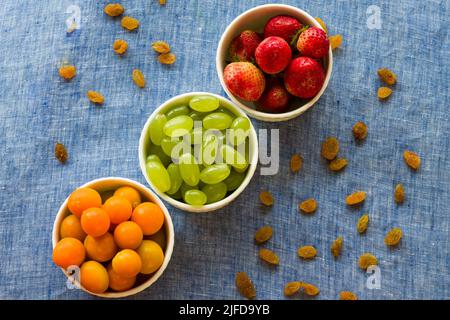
[216, 4, 333, 122]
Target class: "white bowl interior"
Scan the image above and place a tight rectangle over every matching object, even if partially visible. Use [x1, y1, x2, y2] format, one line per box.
[216, 4, 333, 122]
[52, 177, 175, 298]
[139, 92, 258, 213]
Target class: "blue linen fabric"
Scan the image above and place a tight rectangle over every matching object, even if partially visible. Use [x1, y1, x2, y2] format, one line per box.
[0, 0, 449, 300]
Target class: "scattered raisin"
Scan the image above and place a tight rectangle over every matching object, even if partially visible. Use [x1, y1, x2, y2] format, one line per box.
[259, 191, 273, 206]
[329, 158, 348, 171]
[290, 154, 303, 173]
[321, 137, 339, 160]
[385, 228, 403, 246]
[59, 65, 76, 80]
[297, 246, 317, 259]
[331, 236, 343, 258]
[121, 16, 139, 31]
[235, 272, 256, 299]
[54, 142, 68, 164]
[87, 91, 104, 104]
[329, 34, 342, 50]
[259, 248, 279, 265]
[159, 0, 167, 4]
[158, 52, 176, 65]
[346, 191, 366, 206]
[394, 184, 405, 203]
[352, 121, 367, 140]
[113, 39, 128, 55]
[315, 17, 327, 33]
[377, 68, 397, 85]
[104, 3, 124, 17]
[403, 150, 421, 170]
[301, 283, 320, 296]
[358, 253, 378, 270]
[132, 69, 146, 88]
[284, 282, 302, 297]
[340, 291, 358, 300]
[299, 198, 317, 214]
[377, 87, 392, 99]
[152, 41, 171, 54]
[254, 226, 273, 244]
[357, 214, 369, 234]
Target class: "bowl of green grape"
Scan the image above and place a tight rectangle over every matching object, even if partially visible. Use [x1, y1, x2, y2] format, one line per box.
[139, 92, 259, 213]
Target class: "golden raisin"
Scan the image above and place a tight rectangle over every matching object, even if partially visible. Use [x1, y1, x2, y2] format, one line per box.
[235, 272, 256, 299]
[358, 253, 378, 270]
[301, 283, 320, 296]
[385, 228, 402, 246]
[113, 39, 128, 55]
[377, 87, 392, 99]
[254, 226, 273, 244]
[158, 53, 176, 65]
[121, 16, 139, 31]
[378, 68, 397, 85]
[299, 198, 317, 214]
[346, 191, 366, 206]
[152, 41, 171, 54]
[315, 17, 327, 33]
[290, 154, 303, 173]
[357, 214, 369, 234]
[55, 142, 68, 164]
[284, 282, 302, 296]
[394, 184, 405, 203]
[104, 3, 124, 17]
[329, 34, 343, 50]
[329, 158, 348, 171]
[297, 246, 317, 259]
[259, 191, 273, 206]
[59, 65, 76, 80]
[340, 291, 358, 300]
[87, 91, 104, 104]
[258, 249, 279, 265]
[403, 150, 421, 170]
[321, 137, 339, 160]
[159, 0, 166, 4]
[132, 69, 146, 88]
[331, 236, 343, 258]
[352, 121, 367, 140]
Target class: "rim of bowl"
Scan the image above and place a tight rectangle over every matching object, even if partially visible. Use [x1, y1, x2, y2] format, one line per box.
[139, 92, 259, 213]
[52, 177, 175, 298]
[216, 3, 333, 122]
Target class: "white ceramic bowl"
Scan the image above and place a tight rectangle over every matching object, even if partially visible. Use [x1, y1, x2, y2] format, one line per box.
[139, 92, 258, 213]
[216, 4, 333, 122]
[52, 177, 175, 298]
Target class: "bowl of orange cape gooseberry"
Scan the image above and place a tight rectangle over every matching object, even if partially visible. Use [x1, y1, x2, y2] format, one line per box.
[52, 177, 174, 298]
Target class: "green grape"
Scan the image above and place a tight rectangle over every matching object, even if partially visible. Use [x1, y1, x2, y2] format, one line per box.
[189, 95, 220, 112]
[189, 111, 206, 122]
[146, 160, 171, 193]
[163, 115, 193, 137]
[199, 164, 230, 184]
[166, 163, 182, 195]
[228, 117, 251, 145]
[166, 105, 189, 119]
[146, 154, 161, 164]
[203, 112, 233, 130]
[180, 182, 197, 197]
[223, 169, 246, 191]
[149, 114, 167, 146]
[216, 106, 236, 117]
[190, 126, 203, 145]
[220, 144, 248, 171]
[147, 144, 172, 167]
[202, 182, 227, 204]
[201, 133, 219, 165]
[178, 153, 200, 186]
[161, 136, 183, 158]
[184, 189, 207, 206]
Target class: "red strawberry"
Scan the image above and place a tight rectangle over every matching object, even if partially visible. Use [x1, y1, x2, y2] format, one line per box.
[255, 36, 292, 74]
[264, 15, 302, 43]
[258, 78, 291, 112]
[284, 57, 325, 99]
[228, 30, 262, 62]
[224, 62, 266, 101]
[296, 27, 329, 59]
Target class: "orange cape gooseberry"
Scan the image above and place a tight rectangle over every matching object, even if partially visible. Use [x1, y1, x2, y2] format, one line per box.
[67, 188, 102, 218]
[80, 261, 109, 294]
[102, 196, 132, 224]
[107, 264, 136, 292]
[81, 207, 110, 237]
[131, 202, 164, 236]
[60, 214, 86, 242]
[84, 233, 118, 262]
[114, 221, 143, 249]
[53, 237, 86, 269]
[113, 186, 142, 208]
[112, 249, 142, 278]
[136, 240, 164, 274]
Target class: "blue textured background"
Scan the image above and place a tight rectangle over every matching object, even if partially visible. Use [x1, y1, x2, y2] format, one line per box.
[0, 0, 449, 300]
